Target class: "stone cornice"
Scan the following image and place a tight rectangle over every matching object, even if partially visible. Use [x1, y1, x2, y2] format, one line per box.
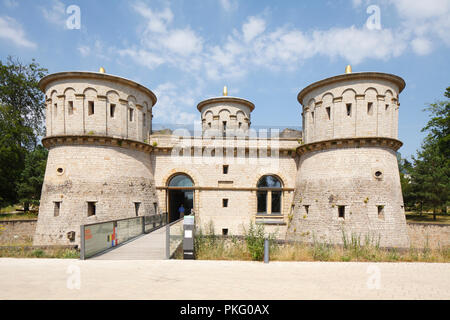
[297, 72, 406, 105]
[197, 96, 255, 112]
[39, 71, 157, 106]
[42, 135, 153, 153]
[296, 137, 403, 155]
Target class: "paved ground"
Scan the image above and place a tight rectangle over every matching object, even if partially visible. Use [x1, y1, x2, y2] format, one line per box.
[0, 258, 449, 299]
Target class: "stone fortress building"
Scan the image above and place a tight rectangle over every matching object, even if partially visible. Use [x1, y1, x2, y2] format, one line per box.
[34, 65, 410, 248]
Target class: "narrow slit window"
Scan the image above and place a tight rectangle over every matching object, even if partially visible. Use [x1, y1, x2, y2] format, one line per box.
[143, 113, 146, 126]
[110, 104, 116, 118]
[223, 165, 229, 174]
[222, 121, 227, 137]
[208, 122, 211, 128]
[311, 111, 314, 121]
[54, 201, 61, 217]
[367, 102, 373, 115]
[222, 199, 228, 208]
[238, 122, 242, 128]
[88, 101, 94, 115]
[304, 205, 309, 215]
[129, 108, 134, 122]
[326, 107, 331, 120]
[134, 202, 141, 216]
[87, 202, 96, 217]
[68, 101, 74, 115]
[377, 205, 384, 219]
[346, 104, 352, 116]
[54, 103, 57, 117]
[385, 104, 389, 111]
[338, 206, 345, 218]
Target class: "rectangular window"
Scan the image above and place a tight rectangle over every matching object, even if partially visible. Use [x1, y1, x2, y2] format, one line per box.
[88, 101, 94, 115]
[223, 165, 229, 174]
[129, 108, 134, 122]
[377, 205, 384, 219]
[143, 113, 146, 126]
[110, 104, 116, 118]
[271, 191, 281, 214]
[346, 104, 352, 116]
[222, 199, 228, 208]
[367, 102, 373, 115]
[68, 101, 74, 115]
[87, 202, 96, 217]
[326, 107, 331, 120]
[153, 202, 158, 214]
[257, 191, 267, 213]
[338, 206, 345, 218]
[54, 201, 61, 217]
[134, 202, 141, 216]
[222, 228, 228, 236]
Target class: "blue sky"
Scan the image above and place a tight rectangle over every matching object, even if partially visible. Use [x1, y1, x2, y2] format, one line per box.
[0, 0, 449, 160]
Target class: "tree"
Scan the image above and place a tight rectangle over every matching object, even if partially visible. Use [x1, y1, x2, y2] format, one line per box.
[0, 57, 47, 207]
[409, 88, 450, 219]
[16, 145, 48, 212]
[397, 153, 414, 211]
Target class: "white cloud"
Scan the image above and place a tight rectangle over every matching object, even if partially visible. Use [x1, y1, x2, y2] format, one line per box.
[242, 16, 266, 43]
[41, 0, 66, 27]
[160, 28, 203, 56]
[219, 0, 238, 12]
[411, 37, 433, 55]
[77, 45, 90, 57]
[3, 0, 18, 8]
[0, 16, 36, 48]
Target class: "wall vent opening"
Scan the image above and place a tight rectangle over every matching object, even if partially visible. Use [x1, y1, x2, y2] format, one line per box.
[338, 206, 345, 218]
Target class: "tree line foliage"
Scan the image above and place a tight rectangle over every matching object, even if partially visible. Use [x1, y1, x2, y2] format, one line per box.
[399, 87, 450, 219]
[0, 57, 48, 211]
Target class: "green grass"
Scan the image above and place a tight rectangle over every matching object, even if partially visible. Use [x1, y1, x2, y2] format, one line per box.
[405, 212, 450, 225]
[0, 212, 38, 221]
[0, 246, 79, 259]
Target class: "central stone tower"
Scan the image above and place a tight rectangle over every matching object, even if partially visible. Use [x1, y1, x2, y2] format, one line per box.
[288, 67, 410, 248]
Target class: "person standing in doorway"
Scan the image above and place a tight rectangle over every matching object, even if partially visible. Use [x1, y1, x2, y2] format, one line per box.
[178, 204, 185, 218]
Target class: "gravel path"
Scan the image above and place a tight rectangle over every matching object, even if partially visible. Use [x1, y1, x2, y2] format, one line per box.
[0, 258, 448, 299]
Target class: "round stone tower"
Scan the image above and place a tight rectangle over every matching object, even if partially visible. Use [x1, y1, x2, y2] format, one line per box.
[197, 86, 255, 136]
[34, 69, 159, 246]
[288, 67, 410, 248]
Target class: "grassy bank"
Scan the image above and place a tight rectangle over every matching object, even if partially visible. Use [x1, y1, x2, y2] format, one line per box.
[183, 222, 450, 263]
[0, 212, 38, 221]
[405, 212, 450, 225]
[0, 245, 79, 258]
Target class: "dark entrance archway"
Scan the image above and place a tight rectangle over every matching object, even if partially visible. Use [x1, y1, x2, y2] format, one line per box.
[167, 174, 194, 223]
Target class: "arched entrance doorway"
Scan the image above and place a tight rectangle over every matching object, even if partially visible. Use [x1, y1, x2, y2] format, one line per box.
[167, 174, 194, 223]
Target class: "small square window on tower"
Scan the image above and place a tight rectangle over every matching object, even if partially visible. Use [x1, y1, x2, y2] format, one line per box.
[377, 205, 385, 219]
[87, 202, 96, 217]
[223, 165, 229, 174]
[222, 228, 228, 236]
[88, 101, 94, 115]
[338, 206, 345, 218]
[222, 199, 228, 207]
[54, 201, 61, 217]
[134, 202, 141, 216]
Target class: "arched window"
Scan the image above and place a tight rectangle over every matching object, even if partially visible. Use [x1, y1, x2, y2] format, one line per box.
[257, 175, 282, 215]
[168, 174, 194, 187]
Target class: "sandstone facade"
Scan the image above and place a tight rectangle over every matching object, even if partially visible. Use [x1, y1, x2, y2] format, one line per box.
[35, 68, 410, 248]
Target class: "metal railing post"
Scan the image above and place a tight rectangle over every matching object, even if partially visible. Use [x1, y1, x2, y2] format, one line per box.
[165, 224, 170, 259]
[264, 238, 269, 264]
[80, 224, 85, 260]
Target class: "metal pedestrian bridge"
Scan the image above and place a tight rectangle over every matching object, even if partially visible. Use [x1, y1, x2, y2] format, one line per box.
[80, 214, 184, 260]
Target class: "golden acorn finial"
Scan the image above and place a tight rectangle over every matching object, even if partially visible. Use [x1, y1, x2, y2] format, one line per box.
[223, 86, 228, 96]
[99, 67, 106, 73]
[345, 65, 352, 74]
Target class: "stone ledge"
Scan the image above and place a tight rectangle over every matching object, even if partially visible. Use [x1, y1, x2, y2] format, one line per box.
[296, 137, 403, 155]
